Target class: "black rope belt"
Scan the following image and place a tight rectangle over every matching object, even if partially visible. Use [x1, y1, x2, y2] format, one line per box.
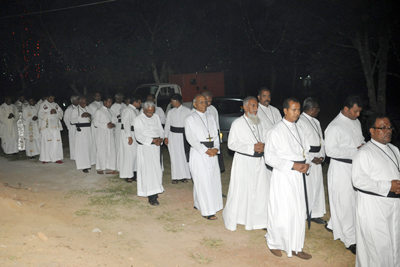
[332, 158, 352, 164]
[309, 146, 321, 153]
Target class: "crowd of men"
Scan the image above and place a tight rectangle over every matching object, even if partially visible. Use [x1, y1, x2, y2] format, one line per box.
[1, 89, 398, 265]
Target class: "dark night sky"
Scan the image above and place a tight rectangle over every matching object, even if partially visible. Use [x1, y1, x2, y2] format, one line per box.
[1, 0, 399, 121]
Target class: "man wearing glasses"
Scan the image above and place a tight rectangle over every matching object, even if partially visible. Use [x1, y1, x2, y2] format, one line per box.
[352, 114, 400, 266]
[325, 95, 365, 255]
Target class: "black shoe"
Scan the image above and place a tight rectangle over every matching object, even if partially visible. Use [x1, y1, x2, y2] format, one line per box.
[311, 218, 327, 224]
[347, 244, 356, 255]
[83, 169, 89, 173]
[325, 224, 333, 233]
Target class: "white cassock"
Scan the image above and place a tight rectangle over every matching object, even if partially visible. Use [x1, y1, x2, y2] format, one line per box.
[264, 118, 311, 257]
[118, 104, 140, 178]
[38, 100, 64, 162]
[164, 105, 192, 180]
[257, 104, 282, 184]
[88, 100, 103, 157]
[134, 113, 164, 197]
[352, 140, 400, 267]
[71, 106, 95, 170]
[296, 113, 326, 219]
[110, 102, 126, 169]
[141, 105, 166, 125]
[22, 105, 41, 157]
[185, 110, 223, 216]
[14, 100, 29, 151]
[206, 105, 220, 130]
[0, 103, 19, 154]
[325, 111, 365, 248]
[223, 115, 269, 231]
[63, 104, 77, 160]
[257, 104, 282, 134]
[94, 106, 117, 171]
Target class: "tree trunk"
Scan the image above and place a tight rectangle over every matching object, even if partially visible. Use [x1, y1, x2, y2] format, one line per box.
[377, 30, 390, 114]
[151, 62, 160, 83]
[351, 30, 379, 112]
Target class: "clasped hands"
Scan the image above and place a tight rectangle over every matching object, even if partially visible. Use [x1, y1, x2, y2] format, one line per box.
[206, 148, 218, 157]
[50, 109, 57, 114]
[107, 122, 115, 129]
[390, 180, 400, 194]
[292, 163, 310, 174]
[312, 157, 324, 165]
[8, 113, 14, 119]
[254, 142, 264, 153]
[152, 138, 163, 146]
[81, 112, 91, 118]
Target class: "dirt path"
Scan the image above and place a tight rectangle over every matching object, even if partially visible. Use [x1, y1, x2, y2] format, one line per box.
[0, 145, 355, 267]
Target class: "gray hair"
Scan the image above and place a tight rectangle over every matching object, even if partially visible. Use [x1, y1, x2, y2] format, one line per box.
[192, 94, 203, 104]
[243, 96, 257, 107]
[115, 93, 124, 99]
[143, 101, 155, 110]
[70, 95, 79, 102]
[303, 97, 319, 112]
[201, 91, 212, 98]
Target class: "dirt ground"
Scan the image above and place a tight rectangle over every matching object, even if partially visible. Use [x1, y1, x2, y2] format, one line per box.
[0, 142, 355, 267]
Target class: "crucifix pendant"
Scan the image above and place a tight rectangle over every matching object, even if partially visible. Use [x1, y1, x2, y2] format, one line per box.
[303, 149, 305, 159]
[207, 133, 213, 142]
[319, 138, 321, 146]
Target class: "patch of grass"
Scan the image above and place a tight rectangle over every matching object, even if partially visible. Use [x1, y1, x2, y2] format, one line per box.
[93, 209, 121, 220]
[191, 253, 212, 264]
[64, 189, 95, 199]
[201, 237, 223, 248]
[75, 209, 91, 216]
[164, 225, 183, 233]
[87, 194, 138, 207]
[156, 212, 176, 223]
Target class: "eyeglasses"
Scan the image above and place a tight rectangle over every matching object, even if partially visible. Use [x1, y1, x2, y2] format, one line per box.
[372, 126, 393, 131]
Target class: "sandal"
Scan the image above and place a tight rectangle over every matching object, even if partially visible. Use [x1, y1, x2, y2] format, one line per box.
[97, 171, 104, 174]
[203, 215, 217, 220]
[172, 180, 178, 184]
[181, 179, 188, 183]
[125, 178, 133, 183]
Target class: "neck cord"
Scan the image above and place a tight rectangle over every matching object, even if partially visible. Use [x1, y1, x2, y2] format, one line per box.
[371, 141, 400, 172]
[243, 116, 261, 142]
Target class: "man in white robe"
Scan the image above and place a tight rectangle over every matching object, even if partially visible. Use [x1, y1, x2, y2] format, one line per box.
[257, 87, 282, 135]
[71, 97, 95, 173]
[63, 95, 79, 160]
[185, 94, 223, 220]
[94, 96, 118, 174]
[352, 114, 400, 267]
[325, 95, 365, 255]
[22, 98, 41, 157]
[118, 95, 141, 182]
[223, 96, 268, 231]
[164, 93, 191, 184]
[264, 98, 312, 259]
[257, 87, 282, 189]
[38, 94, 64, 164]
[14, 95, 29, 151]
[143, 94, 166, 125]
[110, 93, 126, 168]
[134, 101, 164, 206]
[202, 91, 225, 173]
[35, 96, 46, 110]
[88, 92, 103, 158]
[0, 97, 19, 154]
[296, 97, 326, 224]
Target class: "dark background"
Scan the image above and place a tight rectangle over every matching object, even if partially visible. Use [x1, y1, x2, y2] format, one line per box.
[1, 0, 399, 132]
